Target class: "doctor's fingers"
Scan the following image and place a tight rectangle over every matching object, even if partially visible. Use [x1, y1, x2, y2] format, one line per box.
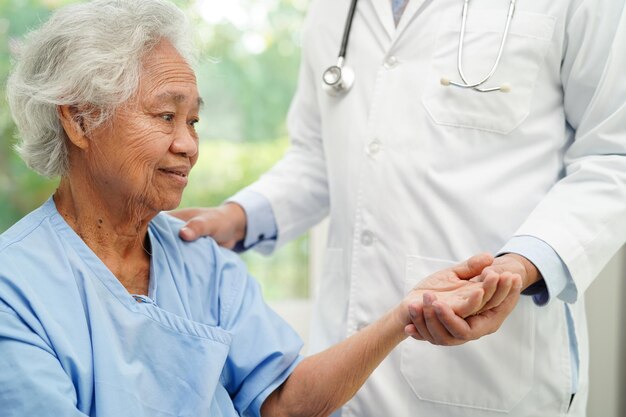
[169, 208, 215, 241]
[172, 206, 244, 246]
[422, 293, 469, 346]
[471, 271, 511, 312]
[182, 213, 228, 243]
[479, 272, 521, 312]
[444, 285, 486, 318]
[474, 271, 500, 311]
[408, 290, 482, 345]
[434, 284, 522, 342]
[451, 253, 494, 280]
[407, 300, 436, 344]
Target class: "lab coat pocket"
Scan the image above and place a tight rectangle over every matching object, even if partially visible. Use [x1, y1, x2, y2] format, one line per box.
[422, 9, 556, 134]
[402, 255, 535, 411]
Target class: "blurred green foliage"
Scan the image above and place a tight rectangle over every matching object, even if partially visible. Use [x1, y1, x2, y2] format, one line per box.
[0, 0, 308, 300]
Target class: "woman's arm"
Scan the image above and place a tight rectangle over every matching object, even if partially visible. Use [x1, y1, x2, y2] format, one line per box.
[262, 305, 408, 417]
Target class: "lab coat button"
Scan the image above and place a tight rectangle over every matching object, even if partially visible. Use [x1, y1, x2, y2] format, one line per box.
[384, 56, 398, 69]
[366, 140, 381, 156]
[360, 230, 374, 246]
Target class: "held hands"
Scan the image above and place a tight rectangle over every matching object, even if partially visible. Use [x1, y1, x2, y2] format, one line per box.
[403, 253, 529, 346]
[169, 203, 247, 248]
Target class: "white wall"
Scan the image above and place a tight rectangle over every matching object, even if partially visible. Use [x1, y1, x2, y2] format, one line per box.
[586, 246, 626, 417]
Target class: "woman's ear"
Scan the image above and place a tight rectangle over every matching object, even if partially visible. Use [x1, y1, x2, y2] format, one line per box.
[58, 105, 90, 150]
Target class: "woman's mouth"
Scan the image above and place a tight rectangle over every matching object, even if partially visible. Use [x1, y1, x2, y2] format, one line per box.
[158, 167, 189, 185]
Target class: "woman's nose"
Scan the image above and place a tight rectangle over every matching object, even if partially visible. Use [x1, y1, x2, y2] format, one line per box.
[171, 124, 198, 158]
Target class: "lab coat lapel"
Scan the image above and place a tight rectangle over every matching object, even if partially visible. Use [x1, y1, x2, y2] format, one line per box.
[369, 0, 430, 47]
[369, 0, 395, 38]
[393, 0, 429, 41]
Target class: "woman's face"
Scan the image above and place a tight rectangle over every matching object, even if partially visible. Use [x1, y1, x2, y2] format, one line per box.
[86, 39, 201, 214]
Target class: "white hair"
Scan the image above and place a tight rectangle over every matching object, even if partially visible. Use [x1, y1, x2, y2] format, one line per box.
[6, 0, 193, 177]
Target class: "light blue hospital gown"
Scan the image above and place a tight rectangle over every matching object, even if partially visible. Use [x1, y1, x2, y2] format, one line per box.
[0, 198, 303, 417]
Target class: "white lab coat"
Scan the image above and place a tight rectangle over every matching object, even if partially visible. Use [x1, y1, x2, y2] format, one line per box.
[245, 0, 626, 415]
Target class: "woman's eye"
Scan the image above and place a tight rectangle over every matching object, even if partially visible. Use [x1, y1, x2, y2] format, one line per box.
[160, 113, 174, 122]
[188, 118, 199, 128]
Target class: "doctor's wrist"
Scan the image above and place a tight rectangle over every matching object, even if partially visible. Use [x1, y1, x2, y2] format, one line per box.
[221, 202, 247, 244]
[500, 253, 541, 290]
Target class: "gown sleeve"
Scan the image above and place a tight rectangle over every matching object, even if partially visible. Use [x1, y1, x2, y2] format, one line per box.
[0, 302, 88, 417]
[213, 248, 304, 417]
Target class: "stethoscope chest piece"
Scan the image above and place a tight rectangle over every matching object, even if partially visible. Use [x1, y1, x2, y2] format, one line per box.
[322, 63, 355, 96]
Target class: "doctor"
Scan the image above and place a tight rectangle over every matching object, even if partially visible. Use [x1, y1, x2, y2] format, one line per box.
[174, 0, 626, 416]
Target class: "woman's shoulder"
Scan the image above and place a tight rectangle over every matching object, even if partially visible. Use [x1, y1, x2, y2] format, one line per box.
[0, 199, 78, 322]
[150, 212, 251, 308]
[151, 213, 245, 264]
[0, 199, 59, 263]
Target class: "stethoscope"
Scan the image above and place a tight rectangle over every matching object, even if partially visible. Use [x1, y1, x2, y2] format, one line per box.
[322, 0, 516, 96]
[321, 0, 358, 96]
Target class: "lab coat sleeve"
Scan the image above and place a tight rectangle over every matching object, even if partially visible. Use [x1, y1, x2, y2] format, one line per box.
[499, 236, 574, 305]
[512, 0, 626, 299]
[237, 11, 330, 251]
[0, 303, 87, 417]
[228, 189, 278, 255]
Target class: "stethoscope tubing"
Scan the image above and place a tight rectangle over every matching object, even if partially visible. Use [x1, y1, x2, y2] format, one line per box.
[451, 0, 516, 92]
[338, 0, 359, 60]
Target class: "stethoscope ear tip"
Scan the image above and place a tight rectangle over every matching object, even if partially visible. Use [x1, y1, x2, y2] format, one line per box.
[440, 77, 451, 86]
[500, 83, 511, 93]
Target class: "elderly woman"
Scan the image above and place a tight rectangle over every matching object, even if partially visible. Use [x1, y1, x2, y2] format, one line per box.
[0, 1, 520, 416]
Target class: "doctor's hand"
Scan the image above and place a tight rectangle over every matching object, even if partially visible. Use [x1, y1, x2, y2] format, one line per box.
[401, 254, 516, 330]
[169, 203, 247, 248]
[406, 254, 532, 346]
